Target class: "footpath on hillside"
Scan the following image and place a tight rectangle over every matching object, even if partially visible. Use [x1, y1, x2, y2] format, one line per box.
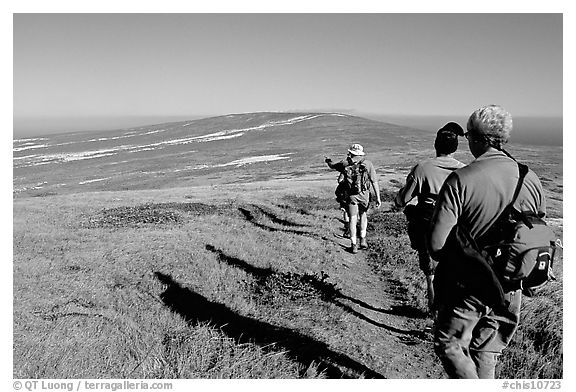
[324, 223, 445, 378]
[231, 186, 447, 378]
[213, 183, 448, 379]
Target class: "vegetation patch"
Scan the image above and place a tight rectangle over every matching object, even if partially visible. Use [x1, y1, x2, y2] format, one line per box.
[32, 191, 58, 197]
[497, 282, 563, 378]
[368, 210, 407, 238]
[206, 244, 338, 303]
[250, 271, 339, 303]
[281, 195, 336, 213]
[379, 188, 398, 203]
[81, 202, 234, 228]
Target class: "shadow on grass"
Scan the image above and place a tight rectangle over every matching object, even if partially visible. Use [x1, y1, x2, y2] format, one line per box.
[237, 203, 349, 245]
[206, 245, 429, 341]
[154, 272, 384, 379]
[337, 293, 428, 319]
[206, 244, 273, 279]
[238, 206, 311, 236]
[330, 301, 429, 343]
[252, 205, 311, 228]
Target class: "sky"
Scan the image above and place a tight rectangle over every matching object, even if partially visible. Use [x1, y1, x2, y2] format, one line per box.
[12, 12, 563, 135]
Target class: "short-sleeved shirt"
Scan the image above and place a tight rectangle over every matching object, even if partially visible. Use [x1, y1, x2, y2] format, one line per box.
[328, 157, 377, 208]
[428, 150, 546, 253]
[395, 156, 465, 208]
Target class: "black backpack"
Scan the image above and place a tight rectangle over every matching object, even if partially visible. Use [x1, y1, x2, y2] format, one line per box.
[404, 196, 437, 251]
[478, 160, 558, 294]
[344, 159, 369, 195]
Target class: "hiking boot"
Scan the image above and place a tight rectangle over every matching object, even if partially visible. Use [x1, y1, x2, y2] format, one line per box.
[343, 228, 351, 238]
[359, 237, 368, 249]
[349, 243, 359, 254]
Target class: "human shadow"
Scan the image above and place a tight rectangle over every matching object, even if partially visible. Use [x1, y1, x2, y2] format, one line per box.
[337, 293, 427, 319]
[206, 245, 429, 342]
[154, 272, 384, 379]
[330, 301, 429, 342]
[253, 204, 311, 228]
[205, 244, 339, 301]
[206, 244, 273, 280]
[238, 206, 312, 236]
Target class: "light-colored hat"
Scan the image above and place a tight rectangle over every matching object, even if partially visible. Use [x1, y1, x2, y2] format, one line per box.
[348, 143, 365, 156]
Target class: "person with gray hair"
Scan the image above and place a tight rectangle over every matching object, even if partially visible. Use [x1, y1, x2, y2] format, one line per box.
[427, 105, 546, 378]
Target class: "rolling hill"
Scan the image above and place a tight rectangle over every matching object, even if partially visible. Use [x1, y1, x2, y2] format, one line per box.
[12, 112, 563, 379]
[14, 112, 437, 197]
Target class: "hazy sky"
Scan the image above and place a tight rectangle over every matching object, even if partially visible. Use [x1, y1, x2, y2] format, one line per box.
[13, 13, 563, 133]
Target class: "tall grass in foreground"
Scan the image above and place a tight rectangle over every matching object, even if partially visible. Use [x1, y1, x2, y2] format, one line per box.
[497, 282, 563, 379]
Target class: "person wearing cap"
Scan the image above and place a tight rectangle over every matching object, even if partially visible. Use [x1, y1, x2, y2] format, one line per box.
[394, 122, 466, 316]
[427, 105, 546, 378]
[325, 143, 382, 253]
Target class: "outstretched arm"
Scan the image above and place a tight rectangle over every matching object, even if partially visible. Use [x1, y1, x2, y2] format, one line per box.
[372, 180, 382, 209]
[325, 156, 344, 171]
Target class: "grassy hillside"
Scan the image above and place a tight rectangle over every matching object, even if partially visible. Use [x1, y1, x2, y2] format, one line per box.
[14, 112, 429, 197]
[13, 178, 433, 378]
[13, 113, 563, 379]
[13, 176, 563, 379]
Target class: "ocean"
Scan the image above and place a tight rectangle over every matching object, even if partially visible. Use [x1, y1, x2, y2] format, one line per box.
[366, 115, 563, 147]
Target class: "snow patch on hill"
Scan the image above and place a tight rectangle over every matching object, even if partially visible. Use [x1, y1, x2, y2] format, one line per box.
[13, 114, 334, 168]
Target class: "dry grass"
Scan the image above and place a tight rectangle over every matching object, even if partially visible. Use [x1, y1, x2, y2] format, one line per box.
[13, 176, 563, 379]
[13, 183, 368, 378]
[496, 280, 563, 379]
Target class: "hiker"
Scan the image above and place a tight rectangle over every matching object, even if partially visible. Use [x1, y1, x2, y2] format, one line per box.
[335, 172, 351, 237]
[427, 105, 546, 379]
[393, 122, 465, 316]
[325, 143, 382, 254]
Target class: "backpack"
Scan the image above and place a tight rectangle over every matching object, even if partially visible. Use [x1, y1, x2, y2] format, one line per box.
[343, 159, 369, 195]
[479, 160, 558, 294]
[404, 196, 437, 251]
[335, 180, 349, 205]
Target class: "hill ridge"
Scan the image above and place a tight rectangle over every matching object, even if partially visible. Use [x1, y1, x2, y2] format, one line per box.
[13, 112, 426, 198]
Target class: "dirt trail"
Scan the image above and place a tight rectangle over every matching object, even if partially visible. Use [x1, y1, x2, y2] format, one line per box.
[321, 228, 445, 378]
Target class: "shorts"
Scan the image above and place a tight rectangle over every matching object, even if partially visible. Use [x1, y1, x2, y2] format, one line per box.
[348, 191, 370, 212]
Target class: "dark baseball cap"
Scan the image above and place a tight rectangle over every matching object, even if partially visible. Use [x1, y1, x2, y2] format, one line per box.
[435, 122, 464, 154]
[438, 122, 465, 137]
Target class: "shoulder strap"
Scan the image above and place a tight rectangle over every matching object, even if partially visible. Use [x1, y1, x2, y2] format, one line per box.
[477, 151, 530, 245]
[501, 150, 529, 216]
[510, 163, 529, 209]
[347, 157, 365, 169]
